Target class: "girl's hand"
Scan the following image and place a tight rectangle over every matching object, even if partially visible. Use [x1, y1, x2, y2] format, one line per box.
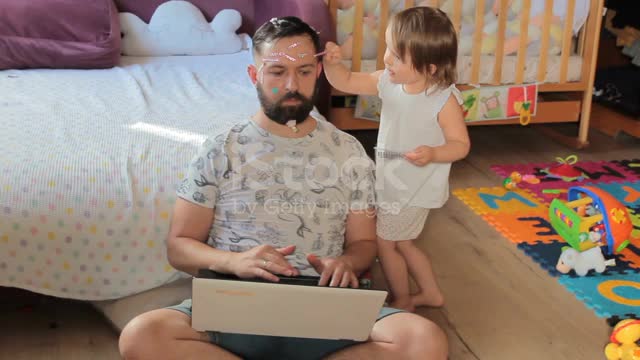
[404, 146, 435, 166]
[323, 41, 343, 66]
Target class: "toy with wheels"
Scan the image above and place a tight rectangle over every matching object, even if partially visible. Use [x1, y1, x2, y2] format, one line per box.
[549, 186, 634, 255]
[556, 246, 616, 276]
[605, 319, 640, 360]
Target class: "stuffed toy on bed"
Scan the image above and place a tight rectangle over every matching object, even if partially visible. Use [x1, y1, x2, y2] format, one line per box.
[442, 0, 589, 56]
[329, 0, 433, 60]
[120, 0, 247, 56]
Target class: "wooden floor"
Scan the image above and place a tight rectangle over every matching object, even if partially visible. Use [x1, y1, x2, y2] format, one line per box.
[1, 124, 638, 360]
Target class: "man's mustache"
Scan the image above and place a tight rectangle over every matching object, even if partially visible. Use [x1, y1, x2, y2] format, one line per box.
[278, 92, 307, 103]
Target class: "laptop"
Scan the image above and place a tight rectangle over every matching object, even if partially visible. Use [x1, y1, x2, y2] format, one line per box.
[192, 269, 388, 341]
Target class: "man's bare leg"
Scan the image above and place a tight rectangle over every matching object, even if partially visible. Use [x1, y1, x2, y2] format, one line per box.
[325, 312, 448, 360]
[119, 309, 240, 360]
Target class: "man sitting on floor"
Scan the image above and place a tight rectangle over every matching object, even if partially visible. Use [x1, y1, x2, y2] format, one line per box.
[118, 16, 448, 360]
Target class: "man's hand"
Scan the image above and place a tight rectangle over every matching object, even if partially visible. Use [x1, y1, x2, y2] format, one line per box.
[221, 244, 300, 282]
[322, 41, 343, 66]
[404, 145, 435, 167]
[307, 254, 359, 288]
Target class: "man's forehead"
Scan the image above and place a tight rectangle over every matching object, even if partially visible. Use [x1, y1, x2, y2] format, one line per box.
[262, 62, 316, 71]
[269, 36, 314, 51]
[258, 36, 317, 66]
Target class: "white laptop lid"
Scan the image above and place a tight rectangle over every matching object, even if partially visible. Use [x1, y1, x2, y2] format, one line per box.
[192, 278, 387, 341]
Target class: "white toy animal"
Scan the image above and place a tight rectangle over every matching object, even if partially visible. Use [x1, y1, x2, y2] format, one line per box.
[556, 246, 616, 276]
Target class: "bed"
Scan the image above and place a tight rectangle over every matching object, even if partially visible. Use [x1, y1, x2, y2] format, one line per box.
[0, 0, 334, 331]
[326, 0, 605, 148]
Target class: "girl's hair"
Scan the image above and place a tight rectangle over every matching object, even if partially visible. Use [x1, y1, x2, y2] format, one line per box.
[390, 6, 457, 88]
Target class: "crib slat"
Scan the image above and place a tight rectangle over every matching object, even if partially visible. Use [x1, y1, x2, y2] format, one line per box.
[471, 0, 485, 84]
[493, 0, 509, 84]
[559, 0, 576, 83]
[329, 0, 338, 30]
[405, 0, 413, 9]
[515, 0, 531, 84]
[577, 20, 587, 56]
[452, 0, 462, 34]
[578, 0, 605, 144]
[351, 0, 365, 72]
[377, 0, 389, 70]
[536, 0, 553, 83]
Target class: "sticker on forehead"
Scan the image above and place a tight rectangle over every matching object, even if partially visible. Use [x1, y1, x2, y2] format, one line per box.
[269, 52, 297, 62]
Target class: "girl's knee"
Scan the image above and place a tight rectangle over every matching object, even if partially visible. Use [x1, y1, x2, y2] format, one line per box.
[396, 239, 418, 251]
[376, 236, 397, 249]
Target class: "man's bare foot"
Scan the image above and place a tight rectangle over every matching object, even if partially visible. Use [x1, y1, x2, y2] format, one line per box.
[389, 297, 415, 312]
[411, 292, 444, 308]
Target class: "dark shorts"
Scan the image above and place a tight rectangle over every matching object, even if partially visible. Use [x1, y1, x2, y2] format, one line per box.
[167, 299, 404, 360]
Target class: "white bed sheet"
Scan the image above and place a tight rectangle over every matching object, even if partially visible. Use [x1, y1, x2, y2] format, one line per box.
[0, 50, 259, 300]
[345, 54, 583, 84]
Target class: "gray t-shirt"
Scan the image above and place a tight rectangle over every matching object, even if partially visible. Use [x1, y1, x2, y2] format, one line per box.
[177, 115, 376, 275]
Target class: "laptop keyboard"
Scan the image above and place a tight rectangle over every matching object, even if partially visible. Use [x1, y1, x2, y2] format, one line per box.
[197, 269, 322, 287]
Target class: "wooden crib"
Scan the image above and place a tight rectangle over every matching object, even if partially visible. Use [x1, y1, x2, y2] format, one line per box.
[326, 0, 605, 148]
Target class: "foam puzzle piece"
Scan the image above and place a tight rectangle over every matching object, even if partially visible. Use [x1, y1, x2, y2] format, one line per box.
[492, 160, 639, 183]
[452, 187, 544, 216]
[484, 210, 562, 245]
[517, 241, 633, 277]
[613, 159, 640, 178]
[617, 242, 640, 270]
[594, 182, 640, 208]
[631, 205, 640, 240]
[559, 272, 640, 318]
[491, 161, 639, 203]
[457, 162, 640, 320]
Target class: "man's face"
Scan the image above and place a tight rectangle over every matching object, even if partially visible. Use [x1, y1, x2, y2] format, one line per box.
[251, 35, 321, 124]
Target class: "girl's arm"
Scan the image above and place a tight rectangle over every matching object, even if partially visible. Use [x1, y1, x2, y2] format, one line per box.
[322, 41, 382, 96]
[405, 95, 471, 166]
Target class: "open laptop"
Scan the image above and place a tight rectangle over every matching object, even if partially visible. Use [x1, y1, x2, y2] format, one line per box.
[192, 269, 388, 341]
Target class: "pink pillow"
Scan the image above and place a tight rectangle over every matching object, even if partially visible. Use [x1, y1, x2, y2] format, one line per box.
[0, 0, 121, 70]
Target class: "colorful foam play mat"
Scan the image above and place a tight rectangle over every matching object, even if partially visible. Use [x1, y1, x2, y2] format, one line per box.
[453, 157, 640, 322]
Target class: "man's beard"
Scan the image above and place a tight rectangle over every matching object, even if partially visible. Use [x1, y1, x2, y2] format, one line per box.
[257, 85, 317, 125]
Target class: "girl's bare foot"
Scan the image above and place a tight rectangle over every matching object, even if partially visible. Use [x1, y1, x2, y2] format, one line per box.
[411, 292, 444, 308]
[389, 297, 416, 312]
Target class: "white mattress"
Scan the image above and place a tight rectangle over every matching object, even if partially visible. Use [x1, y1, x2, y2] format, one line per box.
[0, 50, 259, 300]
[346, 54, 583, 84]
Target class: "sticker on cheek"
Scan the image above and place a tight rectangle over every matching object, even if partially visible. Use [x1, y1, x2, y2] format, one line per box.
[272, 87, 279, 94]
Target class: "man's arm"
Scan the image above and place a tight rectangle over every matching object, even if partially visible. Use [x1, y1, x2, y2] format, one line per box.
[167, 198, 299, 280]
[166, 198, 233, 276]
[338, 209, 377, 276]
[307, 208, 377, 287]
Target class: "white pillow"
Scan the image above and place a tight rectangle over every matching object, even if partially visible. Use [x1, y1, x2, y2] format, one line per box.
[120, 1, 246, 56]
